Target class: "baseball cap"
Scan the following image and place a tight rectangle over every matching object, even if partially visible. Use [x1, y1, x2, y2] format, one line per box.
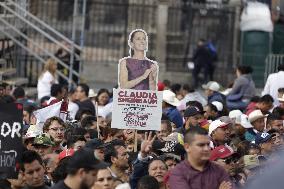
[184, 107, 202, 118]
[235, 114, 253, 128]
[59, 149, 75, 161]
[33, 134, 55, 147]
[162, 90, 180, 107]
[202, 81, 220, 91]
[210, 145, 235, 161]
[85, 139, 106, 150]
[212, 101, 223, 112]
[248, 110, 266, 123]
[67, 148, 108, 170]
[255, 132, 273, 145]
[208, 120, 228, 136]
[229, 110, 243, 119]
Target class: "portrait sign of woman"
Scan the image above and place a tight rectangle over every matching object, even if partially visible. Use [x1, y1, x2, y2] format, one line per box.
[118, 29, 159, 91]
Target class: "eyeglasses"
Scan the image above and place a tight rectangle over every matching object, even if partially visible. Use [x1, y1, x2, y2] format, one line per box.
[49, 127, 65, 132]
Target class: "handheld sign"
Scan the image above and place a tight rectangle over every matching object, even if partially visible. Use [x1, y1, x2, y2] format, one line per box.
[0, 103, 23, 179]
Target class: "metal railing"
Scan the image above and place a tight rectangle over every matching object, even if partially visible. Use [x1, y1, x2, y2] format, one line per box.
[0, 0, 82, 88]
[265, 54, 284, 81]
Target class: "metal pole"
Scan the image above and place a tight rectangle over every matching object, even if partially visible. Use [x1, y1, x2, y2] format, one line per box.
[79, 0, 87, 83]
[69, 0, 78, 90]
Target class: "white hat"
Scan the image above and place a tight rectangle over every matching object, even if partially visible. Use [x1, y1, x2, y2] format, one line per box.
[24, 125, 43, 139]
[202, 81, 220, 91]
[88, 89, 97, 98]
[235, 114, 253, 128]
[278, 94, 284, 102]
[248, 110, 265, 123]
[163, 90, 180, 107]
[212, 101, 223, 111]
[229, 110, 243, 119]
[209, 120, 228, 136]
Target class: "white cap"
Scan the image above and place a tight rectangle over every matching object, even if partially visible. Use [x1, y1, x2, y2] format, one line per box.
[229, 110, 243, 119]
[212, 101, 223, 112]
[163, 90, 180, 107]
[248, 110, 265, 123]
[88, 89, 97, 98]
[24, 125, 43, 139]
[202, 81, 220, 91]
[235, 114, 253, 128]
[209, 120, 228, 136]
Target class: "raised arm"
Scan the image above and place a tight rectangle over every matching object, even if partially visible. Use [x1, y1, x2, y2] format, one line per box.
[119, 59, 152, 89]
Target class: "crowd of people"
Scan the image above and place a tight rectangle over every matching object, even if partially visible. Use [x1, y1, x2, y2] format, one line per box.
[1, 62, 284, 189]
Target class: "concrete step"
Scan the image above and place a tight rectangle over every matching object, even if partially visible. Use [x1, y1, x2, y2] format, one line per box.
[3, 77, 28, 86]
[0, 67, 16, 78]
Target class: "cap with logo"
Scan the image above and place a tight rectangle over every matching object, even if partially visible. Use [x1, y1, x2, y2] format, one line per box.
[208, 120, 229, 136]
[59, 149, 75, 161]
[184, 107, 202, 118]
[255, 132, 273, 145]
[210, 145, 235, 161]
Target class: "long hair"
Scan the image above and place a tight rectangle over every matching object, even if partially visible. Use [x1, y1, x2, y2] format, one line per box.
[39, 58, 57, 78]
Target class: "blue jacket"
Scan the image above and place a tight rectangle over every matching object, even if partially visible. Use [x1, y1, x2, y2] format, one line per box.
[163, 107, 183, 128]
[208, 91, 225, 104]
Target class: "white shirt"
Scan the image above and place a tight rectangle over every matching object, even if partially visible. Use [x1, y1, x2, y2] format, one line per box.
[262, 71, 284, 105]
[178, 91, 207, 110]
[68, 101, 79, 120]
[37, 71, 57, 100]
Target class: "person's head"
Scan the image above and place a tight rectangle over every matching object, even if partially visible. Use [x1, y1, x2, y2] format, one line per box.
[105, 141, 129, 170]
[68, 127, 90, 142]
[23, 105, 37, 125]
[182, 84, 195, 96]
[156, 120, 172, 141]
[20, 150, 45, 187]
[246, 143, 261, 156]
[197, 38, 205, 47]
[43, 117, 66, 145]
[2, 82, 12, 95]
[32, 134, 54, 156]
[67, 135, 86, 151]
[137, 175, 159, 189]
[96, 88, 110, 106]
[98, 116, 108, 128]
[210, 145, 239, 176]
[278, 88, 284, 109]
[162, 154, 180, 171]
[43, 153, 58, 180]
[43, 58, 57, 75]
[257, 95, 274, 114]
[67, 148, 108, 189]
[272, 107, 284, 120]
[85, 138, 106, 161]
[255, 132, 274, 155]
[277, 64, 284, 72]
[204, 103, 219, 120]
[94, 168, 114, 189]
[13, 87, 25, 99]
[202, 81, 220, 97]
[128, 29, 148, 56]
[75, 83, 90, 101]
[148, 159, 168, 184]
[268, 129, 284, 150]
[236, 65, 253, 77]
[209, 120, 230, 145]
[266, 114, 284, 134]
[81, 115, 97, 130]
[170, 83, 182, 96]
[50, 84, 65, 100]
[248, 110, 265, 132]
[184, 127, 210, 163]
[184, 107, 203, 129]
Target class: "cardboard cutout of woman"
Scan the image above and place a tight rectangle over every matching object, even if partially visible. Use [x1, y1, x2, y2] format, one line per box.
[118, 29, 158, 91]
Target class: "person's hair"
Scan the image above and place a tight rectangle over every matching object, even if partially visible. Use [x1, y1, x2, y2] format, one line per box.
[137, 175, 160, 189]
[104, 140, 125, 164]
[87, 129, 98, 139]
[78, 83, 89, 97]
[13, 87, 25, 99]
[245, 143, 261, 154]
[40, 58, 57, 78]
[51, 84, 63, 97]
[272, 107, 284, 117]
[75, 109, 93, 121]
[207, 103, 218, 113]
[267, 113, 282, 126]
[237, 65, 253, 74]
[43, 116, 66, 132]
[278, 88, 284, 93]
[129, 29, 147, 56]
[161, 120, 172, 133]
[95, 88, 110, 105]
[20, 150, 43, 172]
[259, 94, 274, 104]
[23, 105, 37, 118]
[186, 100, 204, 112]
[81, 115, 97, 129]
[184, 126, 208, 144]
[277, 64, 284, 71]
[51, 156, 71, 183]
[161, 113, 169, 121]
[163, 80, 171, 88]
[182, 84, 195, 93]
[236, 140, 250, 156]
[0, 95, 15, 103]
[250, 96, 260, 103]
[148, 158, 168, 172]
[67, 135, 86, 148]
[170, 84, 182, 94]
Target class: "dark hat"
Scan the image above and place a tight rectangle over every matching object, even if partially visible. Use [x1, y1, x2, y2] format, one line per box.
[184, 107, 202, 117]
[255, 132, 274, 145]
[152, 140, 185, 156]
[67, 148, 108, 170]
[85, 139, 106, 150]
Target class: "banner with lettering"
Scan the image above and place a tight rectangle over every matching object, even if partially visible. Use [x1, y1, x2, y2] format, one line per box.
[0, 103, 23, 179]
[111, 89, 162, 130]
